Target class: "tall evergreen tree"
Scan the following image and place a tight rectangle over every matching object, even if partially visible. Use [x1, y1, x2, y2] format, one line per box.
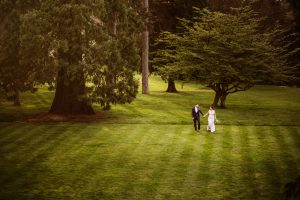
[0, 0, 39, 106]
[20, 0, 141, 114]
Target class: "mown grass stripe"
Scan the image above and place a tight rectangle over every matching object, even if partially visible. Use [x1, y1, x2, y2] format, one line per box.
[137, 125, 184, 199]
[166, 126, 203, 199]
[264, 126, 287, 185]
[49, 126, 99, 170]
[76, 125, 150, 199]
[2, 125, 70, 169]
[275, 127, 300, 182]
[179, 126, 208, 199]
[200, 125, 232, 199]
[1, 125, 55, 154]
[0, 124, 35, 145]
[28, 125, 95, 199]
[228, 125, 249, 199]
[83, 125, 148, 199]
[186, 128, 216, 199]
[42, 124, 92, 166]
[40, 125, 110, 199]
[279, 126, 300, 161]
[237, 126, 261, 200]
[116, 125, 174, 199]
[0, 125, 46, 155]
[157, 126, 217, 199]
[149, 125, 190, 199]
[0, 125, 75, 199]
[254, 126, 283, 200]
[217, 125, 236, 198]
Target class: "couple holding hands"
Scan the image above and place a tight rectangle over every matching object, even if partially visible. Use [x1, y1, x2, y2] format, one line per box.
[192, 104, 217, 133]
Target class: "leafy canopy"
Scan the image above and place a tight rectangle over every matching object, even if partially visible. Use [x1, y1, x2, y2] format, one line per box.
[154, 6, 293, 99]
[0, 0, 40, 101]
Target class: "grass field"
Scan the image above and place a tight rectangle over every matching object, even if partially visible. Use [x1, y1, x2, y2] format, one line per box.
[0, 76, 300, 200]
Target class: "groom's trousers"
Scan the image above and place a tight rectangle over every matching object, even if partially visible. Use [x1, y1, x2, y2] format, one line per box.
[193, 117, 200, 131]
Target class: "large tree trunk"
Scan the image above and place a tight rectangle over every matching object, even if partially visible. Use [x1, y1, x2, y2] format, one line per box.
[49, 68, 94, 115]
[142, 0, 149, 94]
[166, 78, 178, 93]
[212, 91, 221, 108]
[211, 83, 221, 107]
[219, 93, 228, 108]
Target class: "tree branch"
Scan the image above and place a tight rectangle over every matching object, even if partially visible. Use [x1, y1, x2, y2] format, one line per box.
[226, 83, 253, 94]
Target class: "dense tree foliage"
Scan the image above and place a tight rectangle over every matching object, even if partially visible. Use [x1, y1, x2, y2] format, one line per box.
[19, 0, 141, 114]
[0, 0, 40, 106]
[154, 6, 293, 108]
[209, 0, 300, 85]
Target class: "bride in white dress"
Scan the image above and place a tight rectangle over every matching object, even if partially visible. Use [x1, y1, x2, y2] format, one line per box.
[203, 106, 217, 133]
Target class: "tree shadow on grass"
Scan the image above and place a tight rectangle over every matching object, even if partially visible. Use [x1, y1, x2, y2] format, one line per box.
[0, 124, 90, 199]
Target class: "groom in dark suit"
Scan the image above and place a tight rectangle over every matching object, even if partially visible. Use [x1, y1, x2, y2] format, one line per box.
[192, 104, 203, 131]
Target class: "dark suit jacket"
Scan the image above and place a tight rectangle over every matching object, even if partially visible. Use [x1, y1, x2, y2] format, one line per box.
[192, 107, 203, 119]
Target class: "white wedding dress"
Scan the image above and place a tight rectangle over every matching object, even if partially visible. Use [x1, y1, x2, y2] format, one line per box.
[207, 109, 216, 132]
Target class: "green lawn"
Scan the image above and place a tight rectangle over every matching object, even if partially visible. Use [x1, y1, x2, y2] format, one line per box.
[0, 76, 300, 200]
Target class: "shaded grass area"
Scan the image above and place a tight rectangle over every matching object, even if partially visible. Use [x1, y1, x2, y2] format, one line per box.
[0, 88, 53, 122]
[0, 123, 299, 200]
[1, 76, 300, 126]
